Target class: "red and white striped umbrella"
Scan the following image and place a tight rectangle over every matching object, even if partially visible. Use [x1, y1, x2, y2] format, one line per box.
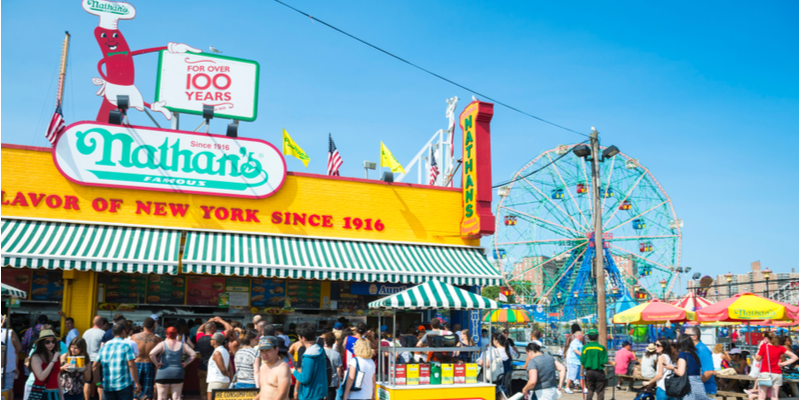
[672, 292, 712, 311]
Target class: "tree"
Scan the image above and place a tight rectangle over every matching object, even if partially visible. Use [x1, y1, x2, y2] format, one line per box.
[482, 286, 500, 300]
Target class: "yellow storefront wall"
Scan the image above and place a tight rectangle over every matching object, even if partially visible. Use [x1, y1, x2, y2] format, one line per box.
[60, 270, 98, 334]
[1, 145, 476, 246]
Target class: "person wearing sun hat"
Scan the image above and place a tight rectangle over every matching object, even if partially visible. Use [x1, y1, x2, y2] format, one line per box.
[29, 329, 62, 400]
[641, 343, 659, 380]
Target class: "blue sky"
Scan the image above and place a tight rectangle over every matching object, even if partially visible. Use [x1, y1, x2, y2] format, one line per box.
[2, 1, 797, 283]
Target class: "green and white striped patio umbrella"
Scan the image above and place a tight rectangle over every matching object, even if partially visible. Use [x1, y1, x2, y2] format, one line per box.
[1, 283, 26, 298]
[368, 280, 500, 310]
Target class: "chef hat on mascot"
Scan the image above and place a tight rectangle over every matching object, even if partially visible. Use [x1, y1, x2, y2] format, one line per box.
[82, 0, 137, 30]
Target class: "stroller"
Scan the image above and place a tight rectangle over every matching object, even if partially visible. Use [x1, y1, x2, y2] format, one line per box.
[632, 387, 655, 400]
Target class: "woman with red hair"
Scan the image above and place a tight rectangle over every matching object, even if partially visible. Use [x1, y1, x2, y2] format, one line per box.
[150, 326, 197, 400]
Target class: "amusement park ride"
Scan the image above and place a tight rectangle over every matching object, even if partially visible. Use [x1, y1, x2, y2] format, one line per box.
[493, 143, 683, 321]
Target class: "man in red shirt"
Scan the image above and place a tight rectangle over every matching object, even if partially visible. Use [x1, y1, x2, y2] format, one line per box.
[613, 341, 637, 391]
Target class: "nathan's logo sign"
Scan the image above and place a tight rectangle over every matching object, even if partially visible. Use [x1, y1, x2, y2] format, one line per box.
[155, 52, 259, 122]
[730, 307, 781, 320]
[459, 101, 495, 238]
[84, 0, 134, 17]
[53, 122, 286, 199]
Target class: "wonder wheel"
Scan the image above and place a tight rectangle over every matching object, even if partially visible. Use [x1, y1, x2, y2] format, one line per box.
[492, 144, 682, 319]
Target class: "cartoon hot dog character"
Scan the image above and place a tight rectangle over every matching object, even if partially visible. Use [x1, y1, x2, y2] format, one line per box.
[82, 1, 200, 122]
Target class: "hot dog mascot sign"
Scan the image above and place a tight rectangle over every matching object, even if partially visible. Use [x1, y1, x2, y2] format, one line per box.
[83, 0, 200, 122]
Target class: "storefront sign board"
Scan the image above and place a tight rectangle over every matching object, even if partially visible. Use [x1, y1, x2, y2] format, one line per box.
[30, 270, 63, 301]
[350, 283, 411, 296]
[100, 273, 147, 303]
[459, 101, 495, 238]
[53, 122, 286, 199]
[156, 52, 259, 122]
[250, 278, 286, 308]
[4, 145, 476, 246]
[1, 269, 31, 299]
[186, 276, 226, 306]
[145, 275, 185, 304]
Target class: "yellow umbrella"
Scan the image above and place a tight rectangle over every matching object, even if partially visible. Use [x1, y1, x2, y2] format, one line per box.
[612, 299, 696, 325]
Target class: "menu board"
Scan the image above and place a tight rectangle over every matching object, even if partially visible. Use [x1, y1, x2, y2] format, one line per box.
[337, 282, 364, 314]
[100, 273, 148, 303]
[250, 278, 286, 308]
[145, 275, 186, 305]
[225, 278, 251, 307]
[186, 276, 226, 306]
[1, 269, 31, 299]
[286, 280, 321, 309]
[30, 270, 64, 301]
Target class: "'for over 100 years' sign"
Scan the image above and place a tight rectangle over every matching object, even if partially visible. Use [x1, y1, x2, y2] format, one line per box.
[155, 51, 259, 121]
[53, 122, 286, 199]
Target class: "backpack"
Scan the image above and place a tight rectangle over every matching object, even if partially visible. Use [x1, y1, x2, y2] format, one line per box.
[664, 369, 690, 398]
[323, 349, 338, 388]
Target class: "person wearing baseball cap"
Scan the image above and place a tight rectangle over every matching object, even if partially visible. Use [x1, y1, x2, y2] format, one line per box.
[256, 337, 291, 400]
[580, 329, 608, 400]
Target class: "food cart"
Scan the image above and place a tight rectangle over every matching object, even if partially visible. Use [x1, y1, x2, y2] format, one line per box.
[369, 280, 499, 400]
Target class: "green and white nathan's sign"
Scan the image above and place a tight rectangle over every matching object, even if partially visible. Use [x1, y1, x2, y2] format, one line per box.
[54, 122, 287, 199]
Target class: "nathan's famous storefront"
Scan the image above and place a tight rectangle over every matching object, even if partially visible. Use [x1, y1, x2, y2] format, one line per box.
[1, 103, 500, 395]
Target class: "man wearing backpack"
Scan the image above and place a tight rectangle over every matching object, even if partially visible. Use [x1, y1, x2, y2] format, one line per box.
[291, 323, 328, 400]
[580, 329, 608, 400]
[322, 333, 342, 400]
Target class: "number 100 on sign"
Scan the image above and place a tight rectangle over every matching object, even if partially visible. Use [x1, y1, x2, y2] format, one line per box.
[155, 51, 260, 122]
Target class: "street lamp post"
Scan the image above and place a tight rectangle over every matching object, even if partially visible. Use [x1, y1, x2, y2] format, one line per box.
[725, 272, 734, 299]
[763, 269, 772, 299]
[660, 279, 668, 301]
[572, 128, 619, 347]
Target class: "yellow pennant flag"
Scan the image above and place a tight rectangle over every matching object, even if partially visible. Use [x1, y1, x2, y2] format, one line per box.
[380, 141, 405, 174]
[282, 129, 309, 168]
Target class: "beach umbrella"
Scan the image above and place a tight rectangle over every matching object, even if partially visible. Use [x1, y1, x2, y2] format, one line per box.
[1, 283, 26, 299]
[612, 299, 696, 325]
[483, 308, 532, 324]
[671, 292, 713, 311]
[696, 292, 798, 322]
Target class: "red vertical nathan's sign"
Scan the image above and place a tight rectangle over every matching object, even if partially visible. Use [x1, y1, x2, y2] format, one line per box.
[459, 100, 495, 238]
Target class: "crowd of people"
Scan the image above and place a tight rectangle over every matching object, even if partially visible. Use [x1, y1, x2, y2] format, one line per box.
[5, 314, 798, 400]
[5, 314, 512, 400]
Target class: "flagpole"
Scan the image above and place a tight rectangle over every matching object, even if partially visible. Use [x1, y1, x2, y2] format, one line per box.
[56, 31, 71, 107]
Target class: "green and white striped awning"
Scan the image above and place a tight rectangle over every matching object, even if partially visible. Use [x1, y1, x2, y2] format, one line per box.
[1, 283, 26, 298]
[182, 231, 501, 286]
[368, 280, 500, 310]
[2, 219, 181, 275]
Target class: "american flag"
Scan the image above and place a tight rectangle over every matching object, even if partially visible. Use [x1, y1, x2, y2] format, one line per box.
[429, 151, 439, 185]
[327, 133, 343, 176]
[45, 103, 66, 146]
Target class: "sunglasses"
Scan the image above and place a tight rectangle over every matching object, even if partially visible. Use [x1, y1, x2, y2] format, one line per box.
[655, 344, 663, 347]
[44, 340, 56, 345]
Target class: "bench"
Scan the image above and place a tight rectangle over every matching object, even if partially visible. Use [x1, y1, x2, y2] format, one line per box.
[714, 390, 748, 400]
[613, 374, 650, 390]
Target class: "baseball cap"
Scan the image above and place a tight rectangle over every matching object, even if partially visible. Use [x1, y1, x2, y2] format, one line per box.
[333, 322, 343, 330]
[729, 348, 742, 355]
[259, 336, 278, 351]
[418, 325, 426, 332]
[149, 314, 159, 321]
[621, 341, 631, 347]
[380, 325, 388, 332]
[587, 329, 598, 336]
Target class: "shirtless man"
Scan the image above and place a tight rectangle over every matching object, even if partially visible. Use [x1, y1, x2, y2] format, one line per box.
[132, 317, 162, 400]
[257, 336, 291, 400]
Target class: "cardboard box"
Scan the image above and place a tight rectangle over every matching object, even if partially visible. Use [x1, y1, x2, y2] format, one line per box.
[465, 363, 478, 384]
[419, 363, 431, 385]
[393, 365, 406, 385]
[454, 364, 466, 384]
[442, 363, 454, 384]
[406, 363, 419, 385]
[430, 362, 442, 385]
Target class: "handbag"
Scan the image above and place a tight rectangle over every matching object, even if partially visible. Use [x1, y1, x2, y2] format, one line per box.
[488, 349, 505, 382]
[664, 364, 690, 398]
[749, 344, 763, 378]
[757, 345, 773, 387]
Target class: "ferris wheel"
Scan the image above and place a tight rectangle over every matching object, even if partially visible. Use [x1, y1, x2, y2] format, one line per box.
[492, 144, 682, 315]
